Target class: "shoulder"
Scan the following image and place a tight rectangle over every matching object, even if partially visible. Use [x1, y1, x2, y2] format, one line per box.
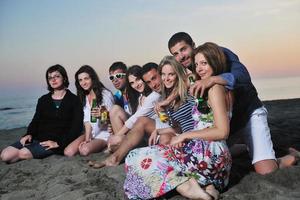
[208, 84, 226, 98]
[65, 89, 77, 98]
[102, 88, 113, 97]
[147, 91, 161, 99]
[65, 90, 81, 103]
[38, 92, 51, 102]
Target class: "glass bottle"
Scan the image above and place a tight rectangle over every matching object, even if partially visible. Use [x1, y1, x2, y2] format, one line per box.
[90, 99, 97, 123]
[100, 105, 109, 124]
[195, 97, 210, 114]
[158, 110, 169, 123]
[188, 75, 195, 85]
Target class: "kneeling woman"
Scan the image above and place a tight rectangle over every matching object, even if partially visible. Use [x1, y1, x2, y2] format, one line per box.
[64, 65, 114, 156]
[1, 65, 83, 163]
[124, 43, 232, 200]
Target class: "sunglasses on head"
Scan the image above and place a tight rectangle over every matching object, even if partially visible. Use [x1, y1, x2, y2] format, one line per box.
[109, 73, 126, 81]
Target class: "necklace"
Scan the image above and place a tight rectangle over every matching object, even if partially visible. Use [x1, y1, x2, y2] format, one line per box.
[52, 89, 66, 100]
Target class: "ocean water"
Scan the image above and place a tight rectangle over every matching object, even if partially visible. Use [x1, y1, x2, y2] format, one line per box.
[252, 76, 300, 101]
[0, 95, 37, 130]
[0, 76, 299, 130]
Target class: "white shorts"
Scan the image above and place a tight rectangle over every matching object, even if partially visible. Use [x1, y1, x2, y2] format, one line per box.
[237, 106, 276, 164]
[92, 130, 110, 141]
[88, 121, 110, 141]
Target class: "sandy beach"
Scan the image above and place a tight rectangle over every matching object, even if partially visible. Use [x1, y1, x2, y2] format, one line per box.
[1, 98, 300, 200]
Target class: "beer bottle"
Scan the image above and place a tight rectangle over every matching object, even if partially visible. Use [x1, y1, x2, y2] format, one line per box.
[195, 97, 209, 114]
[188, 75, 195, 85]
[100, 105, 109, 124]
[90, 99, 97, 123]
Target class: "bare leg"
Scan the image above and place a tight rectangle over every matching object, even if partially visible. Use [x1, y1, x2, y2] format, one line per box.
[109, 105, 128, 134]
[205, 185, 219, 200]
[1, 147, 33, 164]
[254, 159, 278, 175]
[79, 139, 107, 156]
[176, 178, 212, 200]
[277, 147, 300, 168]
[94, 117, 155, 168]
[1, 146, 21, 163]
[64, 135, 85, 157]
[18, 148, 33, 160]
[254, 148, 300, 174]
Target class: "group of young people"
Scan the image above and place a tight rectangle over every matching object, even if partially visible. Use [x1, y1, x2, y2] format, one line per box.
[1, 32, 299, 200]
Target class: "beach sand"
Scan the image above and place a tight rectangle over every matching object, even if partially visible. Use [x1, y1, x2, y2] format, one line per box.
[0, 98, 300, 200]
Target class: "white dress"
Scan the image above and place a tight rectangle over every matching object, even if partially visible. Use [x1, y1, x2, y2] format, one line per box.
[83, 89, 114, 141]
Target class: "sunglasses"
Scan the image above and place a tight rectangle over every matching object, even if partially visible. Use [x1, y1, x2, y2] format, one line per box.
[109, 73, 126, 81]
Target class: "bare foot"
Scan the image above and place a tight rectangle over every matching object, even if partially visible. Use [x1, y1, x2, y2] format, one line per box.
[278, 147, 300, 168]
[89, 154, 120, 169]
[176, 178, 212, 200]
[289, 147, 300, 161]
[104, 154, 120, 166]
[205, 185, 219, 200]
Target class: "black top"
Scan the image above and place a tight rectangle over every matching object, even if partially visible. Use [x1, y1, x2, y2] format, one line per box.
[230, 81, 263, 134]
[26, 89, 83, 154]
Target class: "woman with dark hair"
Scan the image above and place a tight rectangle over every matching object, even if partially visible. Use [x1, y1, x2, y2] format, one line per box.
[64, 65, 114, 156]
[90, 65, 161, 167]
[1, 64, 83, 163]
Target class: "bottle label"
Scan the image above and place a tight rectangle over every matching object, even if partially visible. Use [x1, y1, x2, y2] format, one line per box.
[90, 99, 97, 123]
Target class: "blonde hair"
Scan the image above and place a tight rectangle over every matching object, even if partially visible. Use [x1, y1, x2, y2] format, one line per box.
[158, 56, 187, 110]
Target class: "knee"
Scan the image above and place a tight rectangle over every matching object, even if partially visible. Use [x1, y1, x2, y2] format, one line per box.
[18, 149, 32, 160]
[64, 147, 77, 157]
[109, 105, 122, 117]
[79, 146, 90, 156]
[254, 159, 278, 175]
[1, 150, 10, 162]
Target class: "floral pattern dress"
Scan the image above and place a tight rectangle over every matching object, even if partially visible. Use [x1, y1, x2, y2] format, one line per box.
[124, 102, 232, 200]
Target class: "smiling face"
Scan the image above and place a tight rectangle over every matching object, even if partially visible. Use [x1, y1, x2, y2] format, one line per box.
[170, 40, 194, 69]
[161, 64, 177, 89]
[77, 72, 92, 91]
[128, 74, 145, 93]
[142, 68, 162, 93]
[194, 53, 213, 80]
[47, 71, 64, 90]
[109, 69, 127, 90]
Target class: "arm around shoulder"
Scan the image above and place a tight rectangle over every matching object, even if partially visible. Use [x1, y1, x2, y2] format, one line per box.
[183, 85, 230, 141]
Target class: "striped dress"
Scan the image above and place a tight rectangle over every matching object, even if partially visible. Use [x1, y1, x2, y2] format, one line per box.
[167, 96, 195, 133]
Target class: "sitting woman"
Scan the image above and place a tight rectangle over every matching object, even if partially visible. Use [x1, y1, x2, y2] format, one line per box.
[106, 65, 161, 152]
[0, 64, 83, 163]
[64, 65, 114, 157]
[124, 43, 232, 200]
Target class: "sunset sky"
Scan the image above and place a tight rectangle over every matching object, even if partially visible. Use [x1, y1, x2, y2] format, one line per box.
[1, 0, 299, 96]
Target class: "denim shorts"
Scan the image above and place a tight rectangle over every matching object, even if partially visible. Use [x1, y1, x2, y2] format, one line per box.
[10, 140, 54, 159]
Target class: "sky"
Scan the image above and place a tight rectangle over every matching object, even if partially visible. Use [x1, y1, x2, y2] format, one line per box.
[0, 0, 300, 97]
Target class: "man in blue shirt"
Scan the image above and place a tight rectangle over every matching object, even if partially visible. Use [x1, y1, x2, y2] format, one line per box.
[108, 62, 131, 115]
[168, 32, 296, 175]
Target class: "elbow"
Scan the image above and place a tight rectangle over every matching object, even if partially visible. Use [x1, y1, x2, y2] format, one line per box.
[219, 127, 229, 140]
